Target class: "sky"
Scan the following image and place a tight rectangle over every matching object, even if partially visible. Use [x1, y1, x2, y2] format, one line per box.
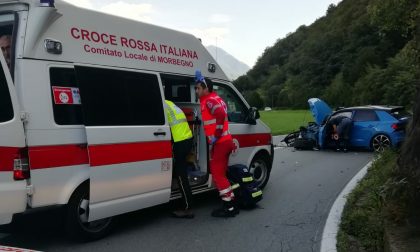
[63, 0, 341, 68]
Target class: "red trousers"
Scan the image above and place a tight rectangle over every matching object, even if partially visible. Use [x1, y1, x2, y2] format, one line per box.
[210, 139, 234, 199]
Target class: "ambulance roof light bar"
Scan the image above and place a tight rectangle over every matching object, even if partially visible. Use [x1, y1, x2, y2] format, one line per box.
[40, 0, 55, 7]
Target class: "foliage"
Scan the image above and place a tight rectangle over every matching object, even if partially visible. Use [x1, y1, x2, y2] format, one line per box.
[337, 151, 398, 252]
[234, 0, 420, 110]
[381, 87, 420, 222]
[338, 86, 420, 249]
[244, 90, 264, 109]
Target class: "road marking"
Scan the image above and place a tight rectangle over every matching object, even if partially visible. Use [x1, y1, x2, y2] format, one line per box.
[274, 146, 289, 150]
[320, 160, 373, 252]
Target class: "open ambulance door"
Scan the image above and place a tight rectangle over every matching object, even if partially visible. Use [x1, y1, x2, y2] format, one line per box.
[74, 65, 173, 221]
[0, 51, 27, 225]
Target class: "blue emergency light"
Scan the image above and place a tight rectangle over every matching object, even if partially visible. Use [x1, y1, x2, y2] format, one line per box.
[40, 0, 55, 7]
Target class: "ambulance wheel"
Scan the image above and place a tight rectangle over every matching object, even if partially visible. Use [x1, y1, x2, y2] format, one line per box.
[66, 183, 114, 241]
[249, 153, 271, 189]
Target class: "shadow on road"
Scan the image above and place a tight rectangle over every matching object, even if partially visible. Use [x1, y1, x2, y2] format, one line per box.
[0, 191, 219, 250]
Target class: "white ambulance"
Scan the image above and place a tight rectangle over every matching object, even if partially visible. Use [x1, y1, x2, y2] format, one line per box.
[0, 0, 273, 240]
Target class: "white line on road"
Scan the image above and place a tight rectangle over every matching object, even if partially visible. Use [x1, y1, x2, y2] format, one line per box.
[320, 160, 373, 252]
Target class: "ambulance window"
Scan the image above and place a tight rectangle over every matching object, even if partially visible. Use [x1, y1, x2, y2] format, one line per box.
[213, 83, 248, 123]
[0, 14, 16, 76]
[50, 68, 84, 125]
[161, 74, 193, 102]
[75, 67, 164, 126]
[0, 61, 13, 122]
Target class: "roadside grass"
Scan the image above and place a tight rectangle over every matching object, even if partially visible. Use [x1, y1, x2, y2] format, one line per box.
[259, 110, 313, 135]
[337, 150, 398, 252]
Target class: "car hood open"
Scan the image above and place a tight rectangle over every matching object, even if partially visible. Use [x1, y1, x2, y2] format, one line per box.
[308, 98, 333, 125]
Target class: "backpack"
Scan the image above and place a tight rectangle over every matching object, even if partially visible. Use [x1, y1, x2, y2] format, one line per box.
[227, 164, 263, 209]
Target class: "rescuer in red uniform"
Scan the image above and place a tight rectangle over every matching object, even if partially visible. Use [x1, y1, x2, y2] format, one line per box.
[195, 70, 239, 217]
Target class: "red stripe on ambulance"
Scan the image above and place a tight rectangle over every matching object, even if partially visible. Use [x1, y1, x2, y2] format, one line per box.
[27, 141, 172, 169]
[9, 135, 266, 171]
[232, 133, 271, 148]
[88, 141, 172, 167]
[29, 144, 89, 170]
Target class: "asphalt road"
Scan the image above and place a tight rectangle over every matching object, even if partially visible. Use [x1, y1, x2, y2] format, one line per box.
[0, 146, 373, 252]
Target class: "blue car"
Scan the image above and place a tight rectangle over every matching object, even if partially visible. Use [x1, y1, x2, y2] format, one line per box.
[308, 98, 410, 152]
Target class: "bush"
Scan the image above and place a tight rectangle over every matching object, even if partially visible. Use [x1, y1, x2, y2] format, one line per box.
[338, 150, 398, 252]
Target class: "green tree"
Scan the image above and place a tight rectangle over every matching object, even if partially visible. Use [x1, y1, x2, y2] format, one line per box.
[246, 91, 264, 109]
[322, 73, 353, 107]
[235, 0, 420, 109]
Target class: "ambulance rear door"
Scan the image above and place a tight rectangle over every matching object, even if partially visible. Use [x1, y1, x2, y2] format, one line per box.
[74, 65, 172, 221]
[0, 50, 27, 225]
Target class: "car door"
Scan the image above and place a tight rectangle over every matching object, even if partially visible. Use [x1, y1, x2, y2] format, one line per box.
[351, 110, 380, 147]
[0, 51, 27, 225]
[211, 82, 271, 166]
[75, 65, 172, 221]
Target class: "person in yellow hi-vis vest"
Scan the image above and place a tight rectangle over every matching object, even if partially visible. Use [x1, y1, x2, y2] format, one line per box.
[164, 100, 194, 218]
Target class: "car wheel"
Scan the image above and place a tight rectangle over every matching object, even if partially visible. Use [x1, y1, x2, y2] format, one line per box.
[249, 154, 271, 189]
[371, 134, 391, 152]
[66, 183, 114, 241]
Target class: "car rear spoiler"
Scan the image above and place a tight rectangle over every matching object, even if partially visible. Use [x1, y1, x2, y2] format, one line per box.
[390, 106, 405, 112]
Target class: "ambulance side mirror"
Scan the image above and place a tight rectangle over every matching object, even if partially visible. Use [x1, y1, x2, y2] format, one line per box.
[246, 107, 259, 125]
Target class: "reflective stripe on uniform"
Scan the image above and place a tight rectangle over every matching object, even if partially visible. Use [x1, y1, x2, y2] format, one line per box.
[231, 183, 240, 190]
[211, 104, 222, 114]
[203, 119, 216, 126]
[216, 125, 224, 129]
[242, 176, 253, 182]
[204, 117, 228, 127]
[219, 187, 232, 195]
[169, 118, 188, 126]
[177, 176, 189, 210]
[252, 190, 263, 198]
[222, 196, 233, 202]
[166, 102, 180, 126]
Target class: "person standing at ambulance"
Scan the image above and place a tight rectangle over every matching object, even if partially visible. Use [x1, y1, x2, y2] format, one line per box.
[194, 70, 239, 218]
[165, 100, 195, 218]
[0, 35, 12, 69]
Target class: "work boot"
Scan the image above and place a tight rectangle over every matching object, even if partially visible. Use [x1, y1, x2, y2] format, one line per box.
[211, 200, 239, 218]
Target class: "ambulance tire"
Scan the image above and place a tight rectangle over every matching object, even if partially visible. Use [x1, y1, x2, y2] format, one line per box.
[249, 153, 271, 189]
[66, 183, 114, 241]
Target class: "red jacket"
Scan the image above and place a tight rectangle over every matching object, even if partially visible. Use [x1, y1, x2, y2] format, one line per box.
[200, 92, 232, 143]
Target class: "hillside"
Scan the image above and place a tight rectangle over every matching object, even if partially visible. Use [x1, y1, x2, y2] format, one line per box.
[206, 45, 250, 81]
[234, 0, 419, 109]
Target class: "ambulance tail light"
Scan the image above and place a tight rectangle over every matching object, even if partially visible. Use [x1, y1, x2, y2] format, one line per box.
[40, 0, 55, 7]
[13, 148, 30, 181]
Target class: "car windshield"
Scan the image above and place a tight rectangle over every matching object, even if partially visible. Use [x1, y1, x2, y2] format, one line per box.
[330, 111, 352, 120]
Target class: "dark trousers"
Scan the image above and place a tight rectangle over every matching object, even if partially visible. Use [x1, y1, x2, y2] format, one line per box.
[173, 137, 193, 210]
[337, 118, 352, 150]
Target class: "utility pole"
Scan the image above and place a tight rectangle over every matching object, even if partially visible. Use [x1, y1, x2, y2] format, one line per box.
[271, 94, 274, 108]
[215, 37, 218, 62]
